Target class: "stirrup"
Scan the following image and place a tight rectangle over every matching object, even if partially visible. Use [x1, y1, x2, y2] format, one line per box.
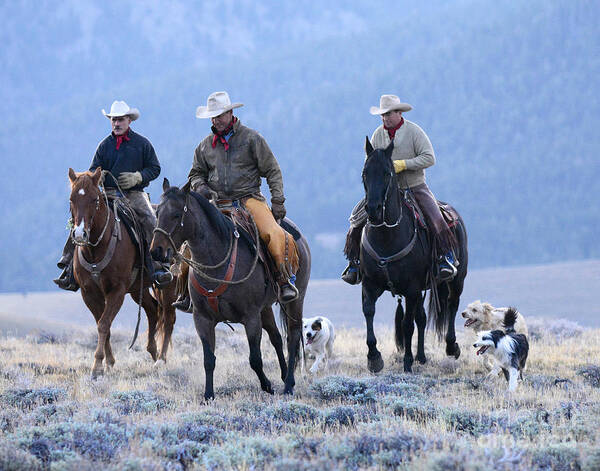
[278, 282, 299, 304]
[172, 294, 193, 313]
[53, 267, 79, 292]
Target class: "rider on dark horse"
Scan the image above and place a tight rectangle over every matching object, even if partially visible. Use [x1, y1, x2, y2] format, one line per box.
[184, 91, 299, 305]
[54, 100, 173, 291]
[342, 94, 459, 285]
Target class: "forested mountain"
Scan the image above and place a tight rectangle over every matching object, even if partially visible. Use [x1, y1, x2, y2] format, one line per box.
[1, 0, 598, 292]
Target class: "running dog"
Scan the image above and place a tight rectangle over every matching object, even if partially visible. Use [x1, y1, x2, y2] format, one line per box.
[461, 300, 528, 336]
[302, 316, 335, 374]
[473, 307, 529, 392]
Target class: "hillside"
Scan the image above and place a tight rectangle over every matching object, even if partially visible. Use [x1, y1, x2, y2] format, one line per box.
[1, 0, 598, 292]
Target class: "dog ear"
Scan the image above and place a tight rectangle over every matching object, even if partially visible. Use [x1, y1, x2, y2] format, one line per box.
[482, 302, 493, 313]
[311, 320, 322, 331]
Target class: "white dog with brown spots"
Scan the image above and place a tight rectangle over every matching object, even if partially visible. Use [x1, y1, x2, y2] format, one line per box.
[302, 316, 335, 374]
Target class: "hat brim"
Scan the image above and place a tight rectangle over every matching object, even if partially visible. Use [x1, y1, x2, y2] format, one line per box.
[369, 103, 412, 115]
[195, 103, 243, 119]
[102, 108, 140, 121]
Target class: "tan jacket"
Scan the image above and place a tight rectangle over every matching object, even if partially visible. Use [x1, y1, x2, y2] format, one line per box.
[188, 119, 285, 203]
[371, 119, 435, 189]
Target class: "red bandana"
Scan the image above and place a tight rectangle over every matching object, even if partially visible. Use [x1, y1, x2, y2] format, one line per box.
[114, 129, 130, 150]
[211, 117, 237, 151]
[385, 117, 404, 140]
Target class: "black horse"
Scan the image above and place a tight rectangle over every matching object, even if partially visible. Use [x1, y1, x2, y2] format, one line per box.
[360, 138, 468, 373]
[150, 179, 311, 399]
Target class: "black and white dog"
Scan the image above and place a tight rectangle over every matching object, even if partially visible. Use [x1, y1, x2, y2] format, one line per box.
[473, 307, 529, 392]
[302, 316, 335, 374]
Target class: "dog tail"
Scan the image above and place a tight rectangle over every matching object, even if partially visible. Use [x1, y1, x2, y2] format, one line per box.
[503, 307, 519, 333]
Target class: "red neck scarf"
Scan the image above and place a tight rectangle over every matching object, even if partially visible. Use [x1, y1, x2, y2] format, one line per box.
[385, 117, 404, 140]
[114, 128, 130, 150]
[211, 117, 237, 151]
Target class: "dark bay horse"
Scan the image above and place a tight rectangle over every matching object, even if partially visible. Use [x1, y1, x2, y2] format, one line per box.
[150, 179, 311, 400]
[68, 168, 177, 378]
[360, 139, 468, 373]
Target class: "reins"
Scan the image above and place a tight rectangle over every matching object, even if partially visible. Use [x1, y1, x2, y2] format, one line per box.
[153, 194, 261, 286]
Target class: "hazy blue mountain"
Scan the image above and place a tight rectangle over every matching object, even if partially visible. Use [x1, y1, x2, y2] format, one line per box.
[0, 0, 598, 292]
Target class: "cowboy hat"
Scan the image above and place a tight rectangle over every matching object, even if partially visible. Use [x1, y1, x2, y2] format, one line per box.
[369, 94, 412, 115]
[196, 91, 243, 119]
[102, 101, 140, 121]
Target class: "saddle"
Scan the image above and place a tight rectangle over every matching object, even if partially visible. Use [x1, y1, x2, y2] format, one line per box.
[217, 201, 278, 290]
[403, 192, 459, 229]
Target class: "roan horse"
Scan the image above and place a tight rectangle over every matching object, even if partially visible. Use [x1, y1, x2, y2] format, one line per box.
[150, 179, 311, 400]
[360, 138, 468, 373]
[67, 167, 177, 378]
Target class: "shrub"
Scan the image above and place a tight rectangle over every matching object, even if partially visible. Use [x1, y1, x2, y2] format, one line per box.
[528, 318, 585, 342]
[576, 364, 600, 388]
[110, 390, 170, 415]
[324, 406, 355, 427]
[309, 376, 375, 404]
[0, 440, 41, 471]
[268, 401, 321, 424]
[1, 387, 67, 411]
[529, 443, 581, 471]
[385, 396, 436, 422]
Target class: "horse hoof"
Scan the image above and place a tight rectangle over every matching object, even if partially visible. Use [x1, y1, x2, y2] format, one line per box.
[417, 354, 427, 364]
[403, 357, 413, 373]
[91, 370, 103, 380]
[283, 387, 294, 396]
[153, 359, 166, 369]
[368, 355, 384, 373]
[263, 384, 274, 395]
[447, 343, 461, 359]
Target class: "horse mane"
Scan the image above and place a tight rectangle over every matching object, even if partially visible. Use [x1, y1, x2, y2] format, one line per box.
[163, 187, 233, 240]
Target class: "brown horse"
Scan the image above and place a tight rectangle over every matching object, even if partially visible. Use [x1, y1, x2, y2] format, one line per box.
[68, 167, 177, 378]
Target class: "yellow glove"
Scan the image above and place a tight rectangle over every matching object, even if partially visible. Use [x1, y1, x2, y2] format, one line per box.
[393, 160, 407, 173]
[117, 171, 142, 189]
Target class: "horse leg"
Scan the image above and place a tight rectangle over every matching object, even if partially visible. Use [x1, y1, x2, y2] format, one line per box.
[445, 283, 462, 359]
[135, 288, 159, 362]
[362, 280, 384, 373]
[415, 296, 427, 364]
[92, 287, 127, 379]
[193, 312, 217, 400]
[402, 293, 421, 373]
[394, 298, 405, 352]
[244, 315, 274, 395]
[261, 306, 287, 383]
[80, 288, 111, 370]
[104, 332, 115, 369]
[283, 302, 303, 395]
[157, 290, 176, 363]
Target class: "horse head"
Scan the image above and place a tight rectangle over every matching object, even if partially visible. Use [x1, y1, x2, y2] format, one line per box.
[151, 178, 193, 264]
[68, 167, 104, 245]
[362, 137, 395, 225]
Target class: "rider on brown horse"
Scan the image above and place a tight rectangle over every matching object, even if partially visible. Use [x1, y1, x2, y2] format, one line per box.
[184, 91, 299, 306]
[342, 94, 459, 285]
[54, 100, 172, 290]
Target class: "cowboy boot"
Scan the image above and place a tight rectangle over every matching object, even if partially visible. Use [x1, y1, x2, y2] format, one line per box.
[278, 274, 299, 304]
[172, 290, 193, 313]
[436, 251, 458, 282]
[152, 261, 174, 287]
[341, 260, 361, 285]
[53, 263, 79, 292]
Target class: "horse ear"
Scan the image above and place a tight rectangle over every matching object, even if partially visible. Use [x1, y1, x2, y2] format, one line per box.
[163, 178, 170, 192]
[68, 168, 77, 183]
[384, 139, 394, 158]
[365, 136, 374, 156]
[181, 180, 191, 194]
[91, 167, 102, 186]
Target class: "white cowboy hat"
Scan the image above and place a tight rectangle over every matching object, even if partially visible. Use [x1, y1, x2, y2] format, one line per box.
[102, 100, 140, 121]
[196, 91, 243, 119]
[369, 94, 412, 115]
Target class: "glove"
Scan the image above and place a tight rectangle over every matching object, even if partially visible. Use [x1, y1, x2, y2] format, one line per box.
[117, 171, 143, 190]
[271, 201, 286, 220]
[393, 160, 407, 173]
[193, 182, 218, 201]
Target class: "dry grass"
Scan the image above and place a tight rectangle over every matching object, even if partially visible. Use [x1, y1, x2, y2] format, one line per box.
[0, 320, 599, 470]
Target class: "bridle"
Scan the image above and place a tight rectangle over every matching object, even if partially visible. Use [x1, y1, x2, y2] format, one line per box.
[153, 194, 260, 285]
[71, 188, 111, 247]
[363, 165, 403, 228]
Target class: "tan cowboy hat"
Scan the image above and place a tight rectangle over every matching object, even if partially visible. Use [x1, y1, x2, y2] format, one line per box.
[196, 91, 243, 119]
[369, 94, 412, 115]
[102, 100, 140, 120]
